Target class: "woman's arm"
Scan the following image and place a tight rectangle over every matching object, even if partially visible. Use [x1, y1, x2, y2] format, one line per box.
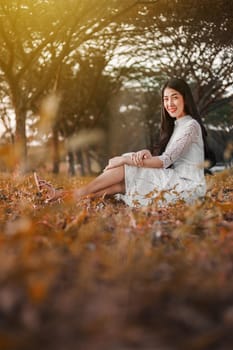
[136, 156, 163, 168]
[158, 120, 200, 168]
[104, 154, 163, 171]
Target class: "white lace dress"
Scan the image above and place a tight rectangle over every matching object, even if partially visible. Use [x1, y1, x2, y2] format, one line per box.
[118, 115, 206, 207]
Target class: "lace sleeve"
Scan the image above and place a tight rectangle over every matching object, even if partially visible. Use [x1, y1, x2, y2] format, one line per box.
[158, 121, 201, 168]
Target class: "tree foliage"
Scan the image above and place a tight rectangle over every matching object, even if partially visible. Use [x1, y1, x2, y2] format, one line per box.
[0, 0, 142, 162]
[0, 0, 232, 169]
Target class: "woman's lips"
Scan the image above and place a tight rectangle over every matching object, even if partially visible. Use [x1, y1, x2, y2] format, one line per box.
[168, 108, 177, 113]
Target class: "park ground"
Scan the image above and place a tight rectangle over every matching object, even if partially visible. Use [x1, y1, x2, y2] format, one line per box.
[0, 168, 232, 350]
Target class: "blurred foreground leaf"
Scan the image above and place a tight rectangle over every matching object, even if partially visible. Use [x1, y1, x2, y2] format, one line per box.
[0, 168, 232, 350]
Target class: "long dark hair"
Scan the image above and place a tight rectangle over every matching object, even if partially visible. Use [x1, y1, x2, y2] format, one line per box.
[154, 78, 216, 168]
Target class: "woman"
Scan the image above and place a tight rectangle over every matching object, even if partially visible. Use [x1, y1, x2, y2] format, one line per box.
[35, 78, 209, 207]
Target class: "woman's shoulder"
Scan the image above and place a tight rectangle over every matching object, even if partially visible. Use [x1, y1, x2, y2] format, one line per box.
[179, 116, 202, 138]
[186, 116, 201, 130]
[176, 116, 200, 129]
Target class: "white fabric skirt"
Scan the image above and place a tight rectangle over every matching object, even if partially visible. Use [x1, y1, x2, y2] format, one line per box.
[117, 164, 206, 207]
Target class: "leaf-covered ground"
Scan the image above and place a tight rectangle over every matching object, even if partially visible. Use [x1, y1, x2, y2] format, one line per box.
[0, 169, 232, 350]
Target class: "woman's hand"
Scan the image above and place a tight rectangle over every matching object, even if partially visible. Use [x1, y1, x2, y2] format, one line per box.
[131, 149, 152, 167]
[104, 156, 126, 171]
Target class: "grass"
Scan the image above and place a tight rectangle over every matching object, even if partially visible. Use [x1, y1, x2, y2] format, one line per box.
[0, 168, 232, 350]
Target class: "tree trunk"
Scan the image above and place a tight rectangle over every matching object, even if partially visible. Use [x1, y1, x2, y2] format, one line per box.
[15, 105, 27, 172]
[84, 150, 92, 175]
[76, 150, 85, 176]
[52, 127, 60, 174]
[68, 151, 76, 176]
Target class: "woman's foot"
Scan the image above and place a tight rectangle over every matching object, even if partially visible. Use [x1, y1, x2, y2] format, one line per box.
[34, 172, 65, 203]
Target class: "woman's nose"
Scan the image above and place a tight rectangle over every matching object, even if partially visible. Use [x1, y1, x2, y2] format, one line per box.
[167, 98, 174, 106]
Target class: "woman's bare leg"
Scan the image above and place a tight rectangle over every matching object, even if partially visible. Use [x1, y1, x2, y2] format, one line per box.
[74, 166, 125, 199]
[87, 181, 125, 199]
[34, 166, 125, 202]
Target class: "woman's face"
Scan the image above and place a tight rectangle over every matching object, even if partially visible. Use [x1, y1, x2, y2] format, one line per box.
[163, 87, 186, 119]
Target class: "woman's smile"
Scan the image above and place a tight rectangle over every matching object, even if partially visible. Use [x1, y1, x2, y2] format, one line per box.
[163, 87, 186, 119]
